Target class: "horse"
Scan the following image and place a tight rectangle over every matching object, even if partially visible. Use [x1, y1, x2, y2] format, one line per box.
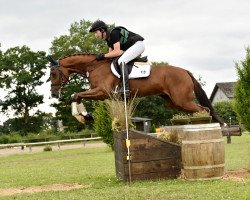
[49, 53, 222, 124]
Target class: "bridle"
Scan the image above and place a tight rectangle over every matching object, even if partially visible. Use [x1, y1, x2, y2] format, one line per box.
[51, 66, 69, 87]
[50, 57, 104, 88]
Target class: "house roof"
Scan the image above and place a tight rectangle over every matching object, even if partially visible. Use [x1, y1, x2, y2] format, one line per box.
[210, 82, 236, 101]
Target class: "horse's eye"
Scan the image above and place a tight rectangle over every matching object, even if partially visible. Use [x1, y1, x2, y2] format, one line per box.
[51, 73, 57, 78]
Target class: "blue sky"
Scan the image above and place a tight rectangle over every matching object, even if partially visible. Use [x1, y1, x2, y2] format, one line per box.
[0, 0, 250, 124]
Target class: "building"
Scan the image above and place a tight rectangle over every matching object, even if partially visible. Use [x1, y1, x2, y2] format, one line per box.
[210, 82, 236, 104]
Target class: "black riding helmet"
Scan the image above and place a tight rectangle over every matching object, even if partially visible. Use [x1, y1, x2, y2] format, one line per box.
[89, 20, 108, 32]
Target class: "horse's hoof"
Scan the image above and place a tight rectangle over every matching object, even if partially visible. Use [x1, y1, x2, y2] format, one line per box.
[84, 113, 94, 121]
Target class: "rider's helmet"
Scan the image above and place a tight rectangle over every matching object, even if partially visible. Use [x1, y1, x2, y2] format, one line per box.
[89, 20, 108, 32]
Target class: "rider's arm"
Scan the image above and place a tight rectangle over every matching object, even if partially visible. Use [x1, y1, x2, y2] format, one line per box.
[105, 42, 123, 58]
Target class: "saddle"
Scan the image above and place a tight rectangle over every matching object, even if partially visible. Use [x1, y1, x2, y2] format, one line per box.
[111, 56, 151, 79]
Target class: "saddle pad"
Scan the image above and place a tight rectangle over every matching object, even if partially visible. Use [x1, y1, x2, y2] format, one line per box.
[111, 62, 151, 79]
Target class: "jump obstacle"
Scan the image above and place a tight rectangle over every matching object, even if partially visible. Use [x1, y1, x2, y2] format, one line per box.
[113, 123, 226, 181]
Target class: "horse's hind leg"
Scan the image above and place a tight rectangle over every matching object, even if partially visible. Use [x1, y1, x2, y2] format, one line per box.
[168, 98, 203, 113]
[180, 101, 208, 113]
[160, 94, 180, 110]
[167, 89, 207, 113]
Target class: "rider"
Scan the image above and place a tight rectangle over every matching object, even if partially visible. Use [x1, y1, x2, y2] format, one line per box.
[89, 20, 145, 97]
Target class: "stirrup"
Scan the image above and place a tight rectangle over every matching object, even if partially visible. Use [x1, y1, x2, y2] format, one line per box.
[113, 85, 130, 93]
[118, 89, 130, 99]
[112, 87, 130, 99]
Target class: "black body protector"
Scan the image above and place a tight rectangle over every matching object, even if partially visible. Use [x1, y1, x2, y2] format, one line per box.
[106, 27, 144, 98]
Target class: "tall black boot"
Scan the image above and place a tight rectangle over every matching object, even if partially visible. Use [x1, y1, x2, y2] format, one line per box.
[118, 62, 130, 99]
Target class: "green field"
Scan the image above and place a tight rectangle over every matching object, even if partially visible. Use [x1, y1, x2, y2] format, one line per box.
[0, 134, 249, 200]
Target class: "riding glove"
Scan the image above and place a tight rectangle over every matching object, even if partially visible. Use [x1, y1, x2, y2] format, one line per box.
[96, 53, 105, 61]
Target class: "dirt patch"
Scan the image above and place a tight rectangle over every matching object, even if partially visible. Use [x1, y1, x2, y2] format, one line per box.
[0, 183, 90, 197]
[223, 168, 250, 182]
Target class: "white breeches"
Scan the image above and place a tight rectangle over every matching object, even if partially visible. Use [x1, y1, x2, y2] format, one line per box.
[118, 41, 145, 65]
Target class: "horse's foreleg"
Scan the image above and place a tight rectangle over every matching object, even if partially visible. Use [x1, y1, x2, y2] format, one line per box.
[72, 87, 110, 102]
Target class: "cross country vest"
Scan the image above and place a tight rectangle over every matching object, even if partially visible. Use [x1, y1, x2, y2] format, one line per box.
[110, 26, 144, 51]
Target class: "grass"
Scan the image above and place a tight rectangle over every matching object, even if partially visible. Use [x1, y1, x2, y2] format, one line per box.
[105, 93, 139, 131]
[0, 134, 249, 199]
[225, 133, 250, 170]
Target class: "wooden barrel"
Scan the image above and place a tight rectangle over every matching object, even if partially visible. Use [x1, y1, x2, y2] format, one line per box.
[181, 123, 225, 180]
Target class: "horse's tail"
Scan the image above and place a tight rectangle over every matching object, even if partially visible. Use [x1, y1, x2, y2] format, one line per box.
[187, 71, 224, 125]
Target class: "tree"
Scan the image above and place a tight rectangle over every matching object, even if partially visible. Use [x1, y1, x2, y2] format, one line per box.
[50, 20, 108, 58]
[134, 96, 178, 126]
[0, 46, 47, 134]
[233, 47, 250, 131]
[0, 113, 55, 135]
[49, 19, 110, 131]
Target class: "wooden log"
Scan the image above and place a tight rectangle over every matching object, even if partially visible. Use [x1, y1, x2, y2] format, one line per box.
[161, 125, 242, 137]
[221, 126, 241, 136]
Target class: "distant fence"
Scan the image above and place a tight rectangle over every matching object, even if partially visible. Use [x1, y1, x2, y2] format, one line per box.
[0, 137, 102, 151]
[221, 125, 241, 144]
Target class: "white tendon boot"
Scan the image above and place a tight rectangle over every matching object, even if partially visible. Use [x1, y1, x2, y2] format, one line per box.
[71, 102, 85, 124]
[77, 103, 88, 116]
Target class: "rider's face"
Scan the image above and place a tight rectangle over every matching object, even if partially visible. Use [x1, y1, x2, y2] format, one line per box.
[95, 30, 106, 40]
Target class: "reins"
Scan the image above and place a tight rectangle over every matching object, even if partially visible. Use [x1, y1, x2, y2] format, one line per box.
[52, 58, 109, 87]
[86, 59, 110, 73]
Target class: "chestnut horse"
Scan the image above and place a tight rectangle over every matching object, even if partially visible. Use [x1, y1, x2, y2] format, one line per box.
[49, 53, 222, 124]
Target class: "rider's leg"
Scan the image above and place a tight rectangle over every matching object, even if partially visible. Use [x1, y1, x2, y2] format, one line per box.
[117, 41, 145, 96]
[118, 41, 145, 64]
[117, 62, 130, 95]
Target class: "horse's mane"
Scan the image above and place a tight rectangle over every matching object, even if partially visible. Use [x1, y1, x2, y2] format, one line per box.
[59, 53, 96, 61]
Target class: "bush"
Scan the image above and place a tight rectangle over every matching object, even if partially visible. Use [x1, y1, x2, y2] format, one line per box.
[93, 101, 113, 149]
[8, 133, 23, 143]
[192, 110, 210, 117]
[213, 101, 238, 125]
[43, 145, 52, 151]
[0, 130, 95, 144]
[0, 135, 9, 144]
[0, 133, 23, 144]
[171, 113, 190, 119]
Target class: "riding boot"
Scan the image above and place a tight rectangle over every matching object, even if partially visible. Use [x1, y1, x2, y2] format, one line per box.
[117, 63, 130, 99]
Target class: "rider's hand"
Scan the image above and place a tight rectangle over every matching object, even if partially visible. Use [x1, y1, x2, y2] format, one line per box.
[96, 53, 105, 61]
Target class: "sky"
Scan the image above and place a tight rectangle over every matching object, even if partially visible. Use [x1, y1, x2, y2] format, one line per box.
[0, 0, 250, 124]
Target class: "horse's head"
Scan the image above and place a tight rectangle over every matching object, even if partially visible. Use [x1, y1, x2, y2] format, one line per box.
[48, 56, 69, 98]
[48, 53, 108, 98]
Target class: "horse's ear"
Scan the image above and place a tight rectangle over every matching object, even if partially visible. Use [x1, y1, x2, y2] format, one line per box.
[47, 55, 59, 67]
